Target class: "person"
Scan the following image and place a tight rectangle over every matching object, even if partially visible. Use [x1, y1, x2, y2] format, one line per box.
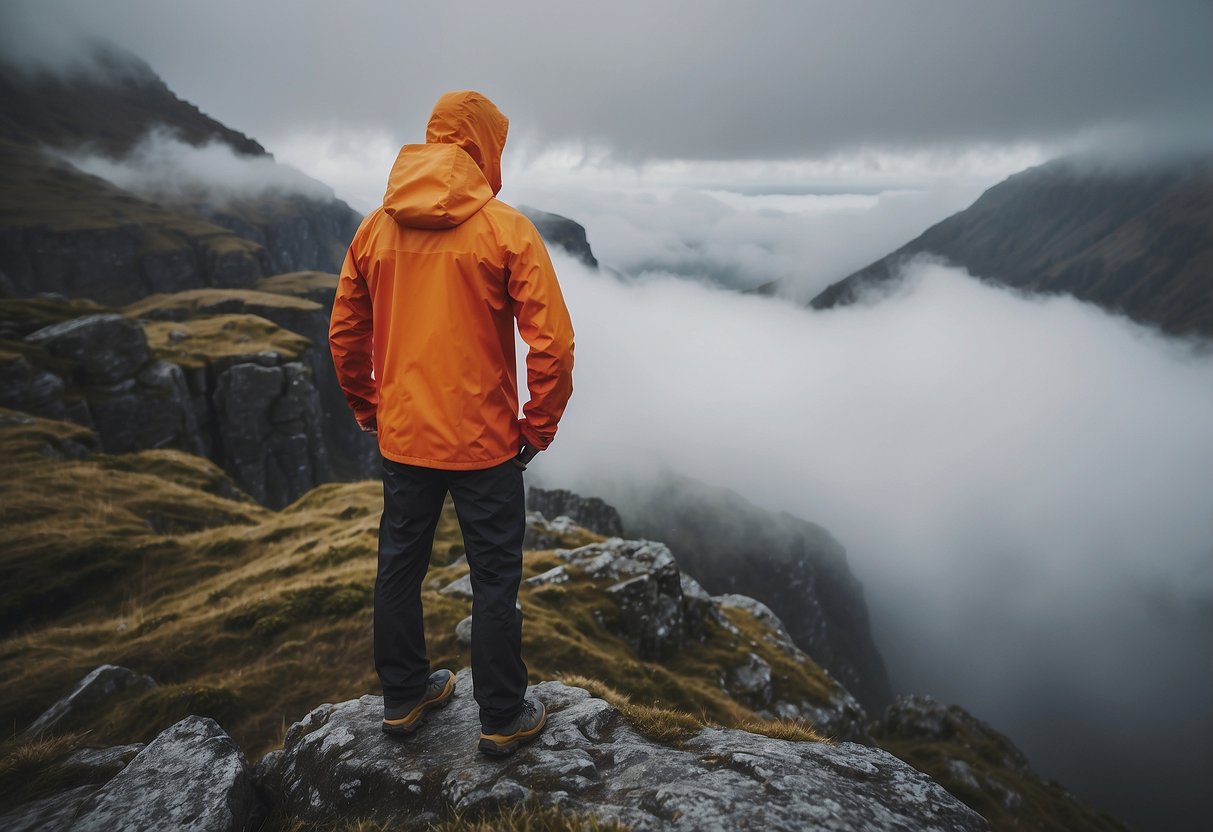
[328, 90, 574, 757]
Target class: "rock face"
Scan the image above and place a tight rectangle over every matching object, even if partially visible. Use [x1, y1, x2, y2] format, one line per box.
[613, 475, 896, 714]
[126, 285, 379, 481]
[25, 664, 157, 737]
[258, 670, 989, 831]
[560, 538, 685, 661]
[19, 314, 203, 455]
[518, 206, 599, 269]
[4, 299, 334, 508]
[544, 534, 870, 742]
[71, 716, 261, 832]
[528, 486, 624, 536]
[212, 358, 330, 507]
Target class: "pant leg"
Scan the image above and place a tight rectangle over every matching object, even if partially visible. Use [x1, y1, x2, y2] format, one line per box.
[376, 456, 447, 709]
[447, 460, 527, 729]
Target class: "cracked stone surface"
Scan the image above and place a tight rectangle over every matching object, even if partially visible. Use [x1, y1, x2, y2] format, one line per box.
[257, 669, 989, 831]
[71, 716, 261, 832]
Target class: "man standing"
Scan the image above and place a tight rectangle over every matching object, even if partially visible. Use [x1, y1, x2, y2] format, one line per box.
[328, 90, 574, 757]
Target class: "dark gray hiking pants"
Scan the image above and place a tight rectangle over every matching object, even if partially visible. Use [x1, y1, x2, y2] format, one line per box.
[375, 455, 527, 730]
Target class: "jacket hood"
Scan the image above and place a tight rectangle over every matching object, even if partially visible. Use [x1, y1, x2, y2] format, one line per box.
[382, 90, 508, 230]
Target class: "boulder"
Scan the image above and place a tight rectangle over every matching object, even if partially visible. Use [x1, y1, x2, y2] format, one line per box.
[605, 571, 685, 661]
[25, 665, 157, 737]
[527, 487, 622, 536]
[25, 313, 150, 385]
[71, 716, 260, 832]
[258, 669, 989, 831]
[455, 615, 473, 647]
[725, 652, 774, 709]
[0, 785, 98, 832]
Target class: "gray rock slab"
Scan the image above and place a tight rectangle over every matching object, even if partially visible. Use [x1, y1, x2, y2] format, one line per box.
[440, 573, 474, 599]
[0, 784, 98, 832]
[258, 669, 988, 831]
[25, 313, 150, 385]
[72, 716, 260, 832]
[25, 665, 157, 737]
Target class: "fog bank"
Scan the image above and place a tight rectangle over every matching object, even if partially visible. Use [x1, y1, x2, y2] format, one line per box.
[57, 128, 335, 205]
[529, 252, 1213, 828]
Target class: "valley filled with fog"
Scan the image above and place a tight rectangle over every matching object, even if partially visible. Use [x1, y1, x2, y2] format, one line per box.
[511, 184, 1213, 826]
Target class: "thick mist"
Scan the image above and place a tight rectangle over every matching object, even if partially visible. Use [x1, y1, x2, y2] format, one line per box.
[56, 128, 335, 205]
[527, 250, 1213, 828]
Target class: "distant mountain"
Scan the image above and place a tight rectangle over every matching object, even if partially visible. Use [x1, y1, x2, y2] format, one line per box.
[519, 206, 599, 269]
[811, 154, 1213, 338]
[0, 42, 361, 305]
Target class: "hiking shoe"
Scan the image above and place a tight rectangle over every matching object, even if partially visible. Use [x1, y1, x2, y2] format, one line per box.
[382, 669, 456, 735]
[478, 695, 547, 757]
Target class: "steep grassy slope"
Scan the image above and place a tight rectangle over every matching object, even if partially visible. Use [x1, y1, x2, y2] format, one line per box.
[811, 154, 1213, 338]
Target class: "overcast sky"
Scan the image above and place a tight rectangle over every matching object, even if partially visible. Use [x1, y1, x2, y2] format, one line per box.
[3, 0, 1211, 205]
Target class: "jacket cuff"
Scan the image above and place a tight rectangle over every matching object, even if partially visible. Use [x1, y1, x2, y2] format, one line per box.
[518, 419, 551, 450]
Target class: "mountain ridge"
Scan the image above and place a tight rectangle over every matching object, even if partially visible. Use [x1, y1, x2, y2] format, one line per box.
[810, 153, 1213, 338]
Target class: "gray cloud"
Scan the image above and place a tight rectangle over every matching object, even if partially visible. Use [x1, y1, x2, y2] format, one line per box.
[3, 0, 1211, 164]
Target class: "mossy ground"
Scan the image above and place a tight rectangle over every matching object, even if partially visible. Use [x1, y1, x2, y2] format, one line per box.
[139, 313, 312, 370]
[124, 287, 323, 319]
[253, 271, 339, 299]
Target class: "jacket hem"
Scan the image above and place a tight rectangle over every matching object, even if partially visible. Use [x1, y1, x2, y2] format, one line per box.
[379, 447, 518, 471]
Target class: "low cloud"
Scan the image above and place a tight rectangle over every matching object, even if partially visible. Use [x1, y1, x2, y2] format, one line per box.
[55, 128, 335, 206]
[528, 252, 1213, 828]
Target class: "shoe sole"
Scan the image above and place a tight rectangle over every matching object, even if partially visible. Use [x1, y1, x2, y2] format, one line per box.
[477, 704, 547, 757]
[382, 674, 456, 736]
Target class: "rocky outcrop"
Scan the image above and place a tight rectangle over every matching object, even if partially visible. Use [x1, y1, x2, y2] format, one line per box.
[126, 285, 378, 481]
[519, 206, 599, 269]
[24, 664, 157, 738]
[528, 486, 624, 536]
[616, 475, 896, 713]
[211, 357, 330, 507]
[869, 696, 1130, 831]
[18, 313, 203, 455]
[70, 716, 261, 832]
[4, 300, 333, 507]
[257, 669, 988, 831]
[539, 533, 870, 742]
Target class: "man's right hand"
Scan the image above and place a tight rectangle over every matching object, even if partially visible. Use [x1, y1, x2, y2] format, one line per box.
[512, 443, 539, 470]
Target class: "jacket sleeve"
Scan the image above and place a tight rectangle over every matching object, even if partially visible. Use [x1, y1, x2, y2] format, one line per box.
[328, 245, 378, 422]
[507, 225, 575, 450]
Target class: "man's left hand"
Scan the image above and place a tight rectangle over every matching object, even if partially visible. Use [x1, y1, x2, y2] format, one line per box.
[358, 416, 378, 436]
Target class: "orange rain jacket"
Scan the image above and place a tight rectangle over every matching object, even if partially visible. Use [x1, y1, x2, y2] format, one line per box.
[328, 91, 575, 470]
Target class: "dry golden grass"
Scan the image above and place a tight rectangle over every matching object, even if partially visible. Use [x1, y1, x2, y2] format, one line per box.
[140, 313, 311, 370]
[253, 271, 339, 298]
[124, 287, 323, 319]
